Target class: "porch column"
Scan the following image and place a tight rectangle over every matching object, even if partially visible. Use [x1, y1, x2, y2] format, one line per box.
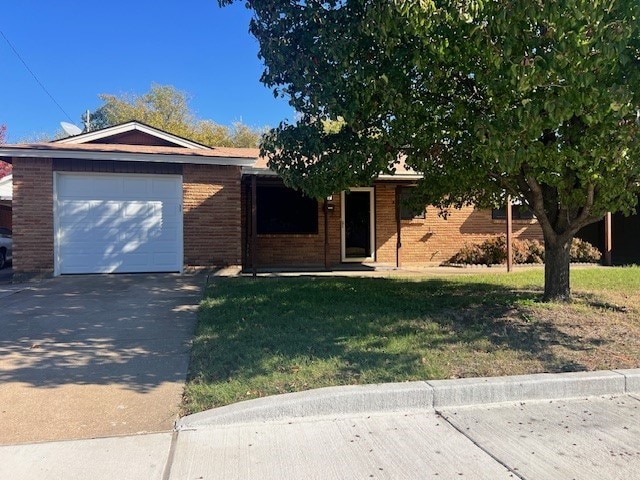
[506, 196, 513, 272]
[251, 175, 257, 276]
[604, 212, 613, 266]
[395, 186, 402, 268]
[324, 199, 330, 270]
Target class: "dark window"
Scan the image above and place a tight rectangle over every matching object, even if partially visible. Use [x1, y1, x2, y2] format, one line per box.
[399, 187, 426, 220]
[257, 184, 318, 234]
[492, 205, 534, 220]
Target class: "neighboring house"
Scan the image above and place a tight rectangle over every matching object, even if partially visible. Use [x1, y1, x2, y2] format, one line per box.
[0, 121, 549, 276]
[0, 173, 11, 230]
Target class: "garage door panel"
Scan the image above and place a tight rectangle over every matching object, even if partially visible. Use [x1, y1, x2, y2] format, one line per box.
[152, 178, 181, 195]
[123, 178, 149, 195]
[123, 202, 156, 217]
[153, 253, 180, 267]
[60, 225, 122, 241]
[57, 176, 97, 198]
[55, 173, 182, 274]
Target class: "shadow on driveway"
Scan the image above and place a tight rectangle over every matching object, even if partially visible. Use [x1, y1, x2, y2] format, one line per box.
[0, 273, 204, 444]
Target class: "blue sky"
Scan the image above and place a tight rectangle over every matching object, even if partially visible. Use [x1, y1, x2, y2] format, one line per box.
[1, 1, 294, 143]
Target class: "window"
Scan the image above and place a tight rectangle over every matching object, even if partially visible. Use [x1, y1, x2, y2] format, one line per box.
[492, 205, 534, 220]
[257, 184, 318, 234]
[398, 187, 426, 220]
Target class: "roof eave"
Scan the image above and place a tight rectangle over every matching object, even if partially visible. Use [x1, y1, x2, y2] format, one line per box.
[0, 148, 256, 167]
[241, 168, 423, 181]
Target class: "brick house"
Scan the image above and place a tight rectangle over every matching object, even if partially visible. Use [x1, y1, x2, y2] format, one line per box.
[0, 121, 544, 276]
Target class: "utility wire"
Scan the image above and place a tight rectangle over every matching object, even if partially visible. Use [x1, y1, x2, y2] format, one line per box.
[0, 30, 74, 122]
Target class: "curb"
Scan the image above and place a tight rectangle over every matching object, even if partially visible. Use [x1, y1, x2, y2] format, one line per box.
[177, 369, 640, 429]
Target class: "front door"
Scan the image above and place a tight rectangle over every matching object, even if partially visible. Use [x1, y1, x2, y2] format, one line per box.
[341, 188, 375, 262]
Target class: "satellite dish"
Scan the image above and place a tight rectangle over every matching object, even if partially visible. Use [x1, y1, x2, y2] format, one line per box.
[60, 121, 83, 136]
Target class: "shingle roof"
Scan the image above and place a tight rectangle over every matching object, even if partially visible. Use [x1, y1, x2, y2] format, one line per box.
[1, 142, 259, 159]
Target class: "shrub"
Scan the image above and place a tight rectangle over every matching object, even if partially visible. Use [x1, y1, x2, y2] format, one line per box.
[570, 238, 602, 263]
[449, 243, 485, 265]
[512, 238, 544, 264]
[481, 236, 507, 265]
[449, 236, 601, 265]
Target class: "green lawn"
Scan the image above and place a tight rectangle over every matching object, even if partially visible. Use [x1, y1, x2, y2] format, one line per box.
[182, 266, 640, 415]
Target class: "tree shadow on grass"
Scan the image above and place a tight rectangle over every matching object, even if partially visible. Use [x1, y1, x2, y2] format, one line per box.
[186, 276, 608, 410]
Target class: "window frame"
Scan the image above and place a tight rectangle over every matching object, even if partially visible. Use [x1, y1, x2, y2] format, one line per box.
[398, 186, 426, 221]
[491, 205, 534, 220]
[256, 182, 319, 235]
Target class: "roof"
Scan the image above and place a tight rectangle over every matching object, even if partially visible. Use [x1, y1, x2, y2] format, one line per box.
[0, 143, 259, 167]
[53, 121, 212, 150]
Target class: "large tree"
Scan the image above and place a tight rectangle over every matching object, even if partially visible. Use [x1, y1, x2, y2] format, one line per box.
[89, 84, 267, 148]
[224, 0, 640, 301]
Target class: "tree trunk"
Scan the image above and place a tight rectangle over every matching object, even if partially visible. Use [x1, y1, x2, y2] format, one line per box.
[543, 237, 572, 302]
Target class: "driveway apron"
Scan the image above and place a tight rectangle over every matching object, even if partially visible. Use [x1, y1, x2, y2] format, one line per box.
[0, 274, 204, 445]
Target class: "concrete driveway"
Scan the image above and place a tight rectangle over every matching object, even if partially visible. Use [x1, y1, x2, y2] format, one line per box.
[0, 273, 204, 445]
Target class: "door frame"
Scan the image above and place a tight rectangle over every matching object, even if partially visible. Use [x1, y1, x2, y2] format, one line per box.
[340, 187, 375, 263]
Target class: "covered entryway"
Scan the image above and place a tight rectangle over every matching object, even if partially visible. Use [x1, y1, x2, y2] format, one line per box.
[54, 173, 183, 274]
[341, 188, 375, 262]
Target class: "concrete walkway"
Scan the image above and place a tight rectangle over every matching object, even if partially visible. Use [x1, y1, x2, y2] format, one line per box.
[0, 273, 204, 444]
[2, 370, 639, 479]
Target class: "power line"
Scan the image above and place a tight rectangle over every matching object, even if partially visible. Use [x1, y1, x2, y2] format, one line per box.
[0, 30, 74, 122]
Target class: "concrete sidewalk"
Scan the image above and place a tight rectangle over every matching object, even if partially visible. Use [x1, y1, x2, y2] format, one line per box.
[3, 369, 640, 479]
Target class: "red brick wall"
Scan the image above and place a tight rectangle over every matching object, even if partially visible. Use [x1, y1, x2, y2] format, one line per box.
[12, 158, 54, 273]
[376, 182, 543, 265]
[241, 181, 343, 268]
[183, 164, 242, 266]
[243, 180, 543, 269]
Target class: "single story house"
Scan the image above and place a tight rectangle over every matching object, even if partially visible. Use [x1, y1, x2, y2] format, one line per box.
[6, 120, 621, 277]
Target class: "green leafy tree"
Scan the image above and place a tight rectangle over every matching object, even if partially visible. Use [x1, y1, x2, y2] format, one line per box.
[224, 0, 640, 301]
[89, 84, 267, 148]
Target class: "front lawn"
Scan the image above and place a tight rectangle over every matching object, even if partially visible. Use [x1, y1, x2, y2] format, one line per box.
[182, 266, 640, 415]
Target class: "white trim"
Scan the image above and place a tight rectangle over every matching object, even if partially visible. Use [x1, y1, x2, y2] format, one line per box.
[241, 167, 278, 176]
[53, 171, 184, 276]
[54, 122, 209, 149]
[0, 147, 256, 167]
[341, 187, 376, 263]
[377, 173, 423, 180]
[241, 169, 422, 180]
[53, 171, 60, 276]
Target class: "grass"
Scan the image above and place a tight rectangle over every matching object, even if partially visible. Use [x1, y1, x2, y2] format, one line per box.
[182, 266, 640, 415]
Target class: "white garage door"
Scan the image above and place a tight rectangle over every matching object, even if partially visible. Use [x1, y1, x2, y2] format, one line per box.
[55, 173, 183, 274]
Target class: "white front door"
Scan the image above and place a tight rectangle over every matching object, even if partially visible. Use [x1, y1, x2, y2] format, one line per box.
[54, 172, 183, 275]
[341, 187, 375, 262]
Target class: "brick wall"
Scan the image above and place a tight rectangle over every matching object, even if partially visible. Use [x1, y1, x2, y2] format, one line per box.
[183, 164, 242, 266]
[12, 157, 54, 273]
[375, 182, 543, 265]
[241, 180, 343, 269]
[243, 180, 543, 269]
